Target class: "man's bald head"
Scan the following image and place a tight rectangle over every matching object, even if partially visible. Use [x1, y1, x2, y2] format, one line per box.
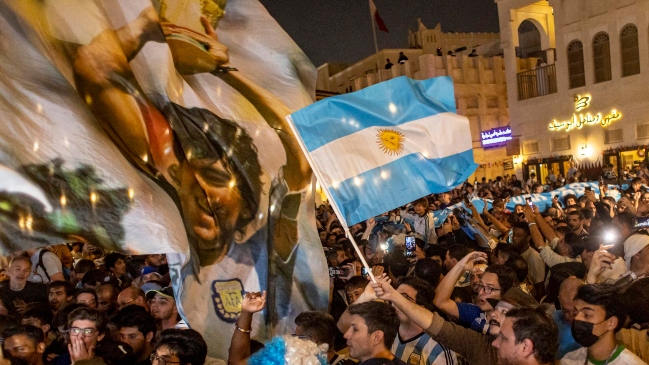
[558, 277, 583, 324]
[117, 286, 148, 310]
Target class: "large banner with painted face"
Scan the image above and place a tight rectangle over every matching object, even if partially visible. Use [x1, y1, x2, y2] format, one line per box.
[0, 0, 328, 360]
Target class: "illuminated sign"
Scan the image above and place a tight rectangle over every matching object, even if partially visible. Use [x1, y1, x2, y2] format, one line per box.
[481, 126, 512, 148]
[549, 95, 621, 132]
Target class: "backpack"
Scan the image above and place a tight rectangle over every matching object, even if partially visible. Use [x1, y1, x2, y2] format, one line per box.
[35, 249, 52, 282]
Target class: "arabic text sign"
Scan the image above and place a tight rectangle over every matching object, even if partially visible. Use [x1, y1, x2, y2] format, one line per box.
[481, 126, 512, 148]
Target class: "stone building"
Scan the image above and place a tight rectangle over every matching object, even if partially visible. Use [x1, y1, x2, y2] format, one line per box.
[496, 0, 649, 182]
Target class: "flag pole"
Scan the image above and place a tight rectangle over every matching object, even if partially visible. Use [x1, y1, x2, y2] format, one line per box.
[369, 0, 382, 82]
[285, 116, 377, 283]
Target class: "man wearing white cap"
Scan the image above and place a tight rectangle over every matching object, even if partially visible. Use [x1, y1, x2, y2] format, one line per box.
[147, 287, 181, 331]
[620, 233, 649, 283]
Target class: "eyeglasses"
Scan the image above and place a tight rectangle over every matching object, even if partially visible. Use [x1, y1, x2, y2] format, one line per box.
[69, 327, 97, 336]
[150, 354, 181, 365]
[476, 284, 501, 294]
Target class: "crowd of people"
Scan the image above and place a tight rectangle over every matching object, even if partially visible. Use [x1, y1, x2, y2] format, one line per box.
[1, 172, 649, 365]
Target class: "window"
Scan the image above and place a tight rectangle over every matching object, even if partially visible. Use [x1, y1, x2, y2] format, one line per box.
[637, 123, 649, 139]
[523, 140, 540, 155]
[487, 97, 499, 108]
[567, 40, 585, 88]
[466, 97, 479, 109]
[593, 33, 612, 83]
[620, 25, 640, 76]
[604, 129, 623, 144]
[551, 136, 571, 151]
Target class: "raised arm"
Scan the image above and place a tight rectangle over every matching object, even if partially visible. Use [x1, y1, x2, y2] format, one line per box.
[433, 252, 488, 320]
[533, 208, 557, 244]
[482, 200, 509, 233]
[523, 206, 545, 250]
[227, 291, 266, 365]
[337, 274, 389, 333]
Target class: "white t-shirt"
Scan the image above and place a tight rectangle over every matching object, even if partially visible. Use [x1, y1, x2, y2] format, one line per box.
[560, 345, 647, 365]
[29, 249, 63, 284]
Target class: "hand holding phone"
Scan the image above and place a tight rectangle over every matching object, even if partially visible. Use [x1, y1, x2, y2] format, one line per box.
[405, 235, 416, 258]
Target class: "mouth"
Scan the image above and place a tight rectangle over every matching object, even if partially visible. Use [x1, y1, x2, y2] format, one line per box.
[489, 320, 500, 327]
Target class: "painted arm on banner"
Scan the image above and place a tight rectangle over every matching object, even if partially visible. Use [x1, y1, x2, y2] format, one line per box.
[434, 252, 488, 320]
[227, 291, 266, 365]
[72, 7, 176, 179]
[337, 274, 389, 333]
[186, 19, 312, 260]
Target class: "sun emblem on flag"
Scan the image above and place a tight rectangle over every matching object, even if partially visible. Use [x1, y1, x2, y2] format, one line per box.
[376, 128, 405, 156]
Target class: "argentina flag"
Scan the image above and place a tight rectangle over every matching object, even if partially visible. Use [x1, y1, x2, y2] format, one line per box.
[288, 76, 477, 225]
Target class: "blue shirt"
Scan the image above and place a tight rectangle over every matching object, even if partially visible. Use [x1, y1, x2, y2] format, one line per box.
[456, 302, 489, 334]
[553, 310, 581, 359]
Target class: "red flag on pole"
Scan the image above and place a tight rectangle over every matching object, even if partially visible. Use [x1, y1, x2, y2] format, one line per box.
[369, 0, 389, 33]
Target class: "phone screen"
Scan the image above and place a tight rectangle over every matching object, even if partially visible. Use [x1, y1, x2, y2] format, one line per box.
[634, 217, 649, 229]
[361, 267, 370, 276]
[525, 197, 533, 207]
[585, 186, 592, 192]
[405, 235, 416, 258]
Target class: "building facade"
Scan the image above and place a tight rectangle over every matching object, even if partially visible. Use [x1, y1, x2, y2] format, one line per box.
[496, 0, 649, 182]
[317, 22, 510, 181]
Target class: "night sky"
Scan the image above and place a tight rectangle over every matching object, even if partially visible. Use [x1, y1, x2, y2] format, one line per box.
[258, 0, 501, 67]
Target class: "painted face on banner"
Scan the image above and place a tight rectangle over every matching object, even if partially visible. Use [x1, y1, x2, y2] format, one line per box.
[177, 159, 242, 265]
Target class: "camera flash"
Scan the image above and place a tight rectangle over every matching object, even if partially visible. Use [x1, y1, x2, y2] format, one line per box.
[604, 231, 616, 243]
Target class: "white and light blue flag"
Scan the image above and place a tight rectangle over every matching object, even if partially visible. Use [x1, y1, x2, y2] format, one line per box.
[288, 76, 477, 225]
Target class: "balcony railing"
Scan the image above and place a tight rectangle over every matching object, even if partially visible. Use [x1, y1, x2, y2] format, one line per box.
[517, 64, 557, 100]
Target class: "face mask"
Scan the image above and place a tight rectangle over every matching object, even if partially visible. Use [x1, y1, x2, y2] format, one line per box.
[571, 319, 607, 347]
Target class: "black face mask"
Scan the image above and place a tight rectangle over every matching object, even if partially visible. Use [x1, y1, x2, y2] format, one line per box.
[571, 319, 607, 347]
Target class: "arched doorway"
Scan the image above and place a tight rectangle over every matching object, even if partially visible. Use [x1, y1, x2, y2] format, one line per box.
[517, 20, 543, 60]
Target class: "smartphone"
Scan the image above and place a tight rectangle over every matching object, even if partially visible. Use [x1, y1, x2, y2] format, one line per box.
[634, 217, 649, 229]
[585, 186, 592, 192]
[361, 267, 370, 276]
[525, 197, 533, 208]
[405, 235, 416, 258]
[328, 266, 347, 278]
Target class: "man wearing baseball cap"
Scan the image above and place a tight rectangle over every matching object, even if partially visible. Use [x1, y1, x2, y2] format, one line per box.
[372, 278, 548, 365]
[140, 266, 163, 284]
[146, 287, 180, 331]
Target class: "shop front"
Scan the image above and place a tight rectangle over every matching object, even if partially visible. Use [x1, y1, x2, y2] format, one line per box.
[522, 155, 572, 183]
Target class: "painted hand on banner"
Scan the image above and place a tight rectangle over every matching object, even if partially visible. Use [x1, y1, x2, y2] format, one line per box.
[241, 291, 267, 314]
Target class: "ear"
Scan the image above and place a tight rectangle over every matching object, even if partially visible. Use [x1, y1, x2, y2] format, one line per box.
[146, 331, 154, 343]
[66, 295, 73, 302]
[521, 338, 534, 357]
[371, 330, 385, 347]
[98, 333, 105, 342]
[42, 324, 51, 334]
[606, 316, 619, 331]
[37, 342, 46, 354]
